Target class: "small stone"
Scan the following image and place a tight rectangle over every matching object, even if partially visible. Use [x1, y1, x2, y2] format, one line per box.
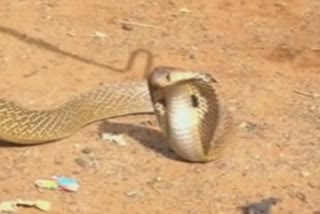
[101, 133, 127, 146]
[155, 176, 163, 182]
[242, 197, 279, 214]
[282, 132, 291, 139]
[238, 121, 257, 131]
[81, 147, 92, 154]
[67, 31, 76, 37]
[126, 191, 142, 198]
[75, 156, 95, 168]
[91, 31, 108, 39]
[300, 170, 310, 177]
[179, 8, 191, 14]
[121, 23, 133, 31]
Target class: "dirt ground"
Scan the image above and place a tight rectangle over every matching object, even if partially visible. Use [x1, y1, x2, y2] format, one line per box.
[0, 0, 319, 213]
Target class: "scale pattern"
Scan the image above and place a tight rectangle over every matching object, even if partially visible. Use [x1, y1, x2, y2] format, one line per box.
[0, 81, 154, 144]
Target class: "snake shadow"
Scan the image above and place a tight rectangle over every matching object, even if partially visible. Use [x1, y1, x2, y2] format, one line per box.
[98, 121, 181, 161]
[0, 25, 154, 74]
[0, 140, 19, 147]
[0, 138, 55, 148]
[0, 121, 181, 162]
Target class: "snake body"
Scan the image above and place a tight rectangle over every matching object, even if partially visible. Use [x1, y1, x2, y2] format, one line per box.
[0, 82, 153, 144]
[0, 67, 232, 162]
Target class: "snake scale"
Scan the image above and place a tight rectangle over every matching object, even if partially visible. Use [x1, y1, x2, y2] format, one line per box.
[0, 66, 232, 162]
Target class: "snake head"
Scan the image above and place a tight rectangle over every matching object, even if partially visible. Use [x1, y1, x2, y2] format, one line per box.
[149, 66, 217, 88]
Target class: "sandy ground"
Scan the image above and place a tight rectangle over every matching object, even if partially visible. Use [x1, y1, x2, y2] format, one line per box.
[0, 0, 319, 213]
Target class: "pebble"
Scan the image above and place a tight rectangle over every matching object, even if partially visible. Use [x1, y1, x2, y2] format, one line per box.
[121, 24, 133, 31]
[178, 8, 191, 14]
[126, 191, 142, 198]
[91, 31, 108, 39]
[81, 147, 93, 154]
[242, 197, 279, 214]
[300, 170, 311, 177]
[238, 121, 257, 131]
[67, 30, 76, 37]
[101, 133, 127, 146]
[75, 156, 95, 168]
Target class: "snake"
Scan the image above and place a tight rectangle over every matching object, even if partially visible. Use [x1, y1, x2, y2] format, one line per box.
[0, 66, 232, 162]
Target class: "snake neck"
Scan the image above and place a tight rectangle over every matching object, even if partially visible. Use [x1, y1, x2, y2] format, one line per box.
[64, 81, 153, 122]
[165, 85, 205, 161]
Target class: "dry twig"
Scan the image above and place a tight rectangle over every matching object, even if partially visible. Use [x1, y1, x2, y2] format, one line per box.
[119, 20, 165, 30]
[293, 90, 320, 98]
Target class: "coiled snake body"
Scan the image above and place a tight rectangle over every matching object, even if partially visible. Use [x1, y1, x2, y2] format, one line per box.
[0, 67, 232, 162]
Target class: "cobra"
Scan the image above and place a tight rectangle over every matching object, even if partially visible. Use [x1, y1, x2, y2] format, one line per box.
[0, 67, 232, 162]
